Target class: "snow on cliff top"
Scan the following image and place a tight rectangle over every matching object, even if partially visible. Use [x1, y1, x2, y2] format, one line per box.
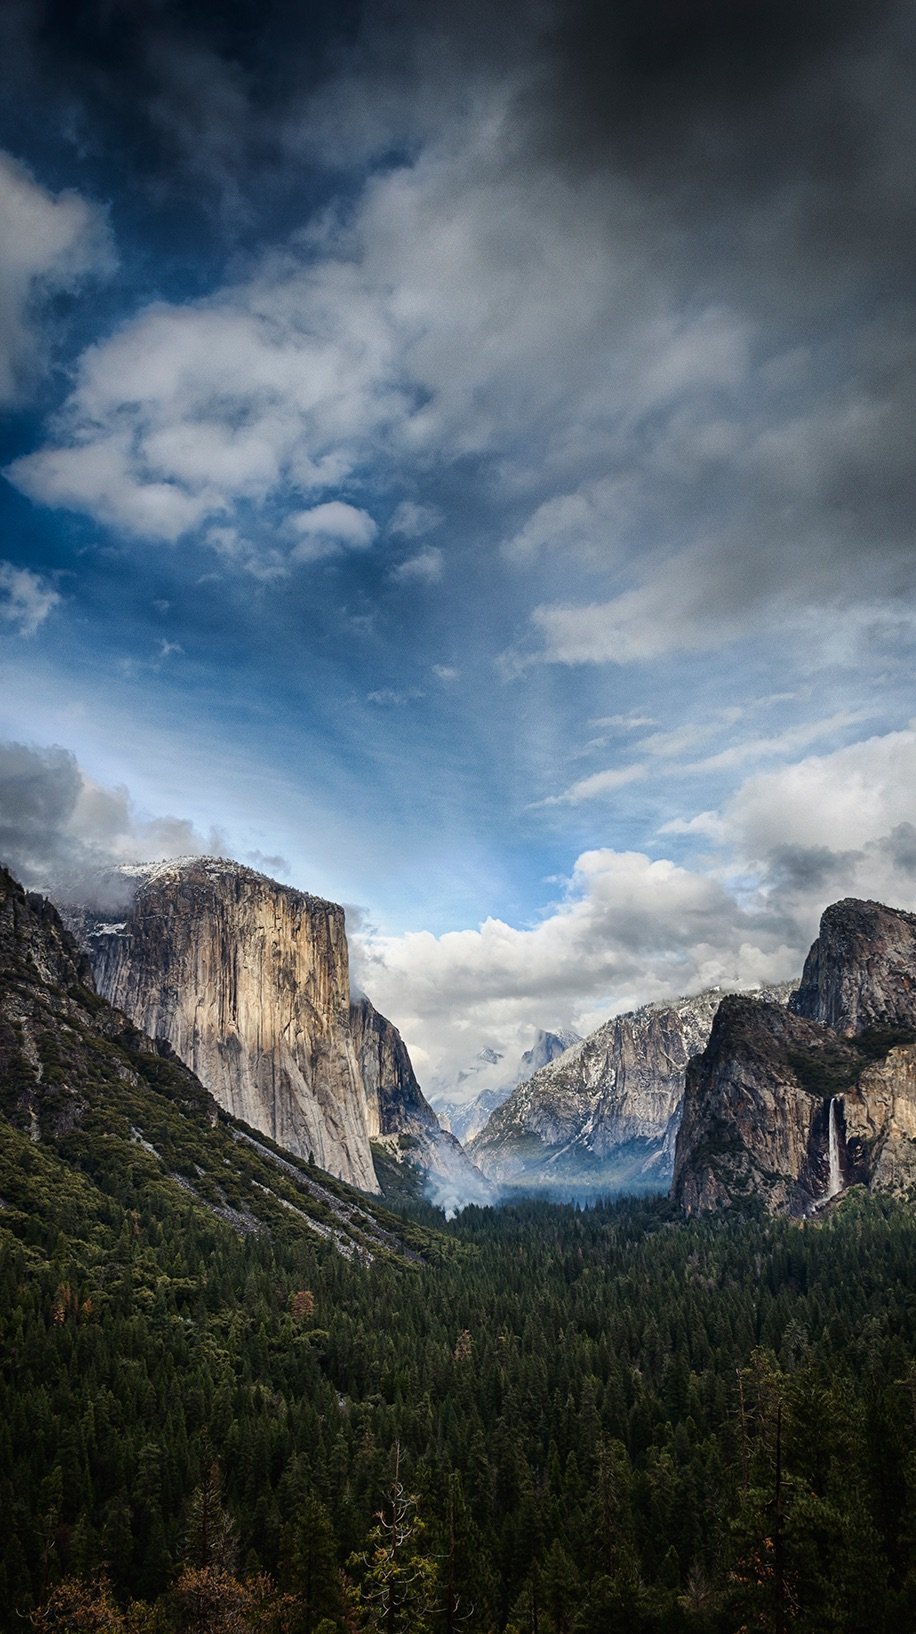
[116, 856, 337, 909]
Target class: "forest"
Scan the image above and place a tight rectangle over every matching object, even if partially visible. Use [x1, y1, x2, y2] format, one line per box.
[3, 1105, 916, 1634]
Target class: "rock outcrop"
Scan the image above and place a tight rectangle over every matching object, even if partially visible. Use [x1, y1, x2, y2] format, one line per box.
[351, 993, 438, 1141]
[350, 994, 491, 1208]
[75, 858, 379, 1192]
[0, 863, 218, 1144]
[674, 899, 916, 1215]
[471, 989, 791, 1190]
[0, 863, 434, 1262]
[790, 897, 916, 1035]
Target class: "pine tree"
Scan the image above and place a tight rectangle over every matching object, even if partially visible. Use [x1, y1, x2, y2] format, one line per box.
[349, 1449, 439, 1634]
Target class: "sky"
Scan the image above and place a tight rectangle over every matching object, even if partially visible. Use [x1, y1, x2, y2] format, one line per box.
[1, 0, 915, 1093]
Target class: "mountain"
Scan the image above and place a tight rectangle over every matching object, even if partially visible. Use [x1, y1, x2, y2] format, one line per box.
[349, 994, 491, 1211]
[7, 866, 916, 1633]
[68, 856, 487, 1206]
[673, 898, 916, 1215]
[519, 1027, 582, 1077]
[470, 990, 731, 1190]
[0, 863, 431, 1262]
[433, 1028, 581, 1145]
[437, 1084, 513, 1146]
[71, 857, 380, 1191]
[790, 896, 916, 1034]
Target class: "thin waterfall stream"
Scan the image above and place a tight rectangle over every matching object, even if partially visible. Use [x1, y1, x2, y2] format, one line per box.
[826, 1096, 842, 1200]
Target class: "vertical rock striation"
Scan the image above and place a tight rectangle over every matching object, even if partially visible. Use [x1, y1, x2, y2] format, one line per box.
[790, 897, 916, 1035]
[350, 993, 437, 1141]
[79, 858, 379, 1192]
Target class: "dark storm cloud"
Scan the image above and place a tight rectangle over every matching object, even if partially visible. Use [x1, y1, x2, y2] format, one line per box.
[764, 842, 864, 896]
[0, 0, 360, 229]
[876, 822, 916, 876]
[518, 0, 916, 332]
[6, 0, 912, 289]
[0, 740, 130, 907]
[6, 0, 916, 657]
[0, 741, 224, 909]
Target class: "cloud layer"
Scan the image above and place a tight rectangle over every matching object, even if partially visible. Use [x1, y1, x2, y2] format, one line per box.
[0, 150, 113, 403]
[0, 741, 226, 910]
[354, 722, 916, 1087]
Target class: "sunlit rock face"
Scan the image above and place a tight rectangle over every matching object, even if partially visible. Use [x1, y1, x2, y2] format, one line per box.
[674, 900, 916, 1216]
[77, 858, 379, 1192]
[471, 988, 791, 1191]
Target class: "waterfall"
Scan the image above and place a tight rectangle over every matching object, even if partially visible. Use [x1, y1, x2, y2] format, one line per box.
[826, 1097, 842, 1200]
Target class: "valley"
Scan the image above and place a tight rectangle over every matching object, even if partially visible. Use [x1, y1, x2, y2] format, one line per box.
[3, 859, 916, 1630]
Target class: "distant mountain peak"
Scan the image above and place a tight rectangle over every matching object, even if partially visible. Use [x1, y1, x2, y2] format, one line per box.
[471, 985, 794, 1195]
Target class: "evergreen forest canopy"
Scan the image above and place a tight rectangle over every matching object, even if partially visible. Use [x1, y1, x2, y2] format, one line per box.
[2, 861, 916, 1633]
[4, 1106, 916, 1634]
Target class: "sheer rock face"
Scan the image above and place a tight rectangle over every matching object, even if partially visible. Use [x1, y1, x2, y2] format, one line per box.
[672, 998, 866, 1216]
[78, 859, 378, 1192]
[843, 1047, 916, 1192]
[674, 898, 916, 1215]
[471, 988, 791, 1188]
[790, 898, 916, 1036]
[350, 994, 491, 1202]
[350, 994, 437, 1141]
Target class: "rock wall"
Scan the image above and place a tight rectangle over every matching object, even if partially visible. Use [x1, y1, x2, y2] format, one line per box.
[350, 993, 491, 1206]
[675, 899, 916, 1215]
[350, 993, 438, 1141]
[671, 997, 867, 1215]
[790, 897, 916, 1036]
[80, 858, 379, 1192]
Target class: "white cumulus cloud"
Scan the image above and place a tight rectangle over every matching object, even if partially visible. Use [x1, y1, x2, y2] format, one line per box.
[290, 501, 378, 562]
[0, 561, 60, 635]
[0, 150, 114, 403]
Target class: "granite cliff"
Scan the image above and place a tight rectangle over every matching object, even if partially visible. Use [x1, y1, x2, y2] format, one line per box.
[350, 993, 490, 1207]
[0, 863, 434, 1261]
[471, 988, 791, 1191]
[70, 856, 486, 1205]
[790, 897, 916, 1034]
[673, 898, 916, 1215]
[75, 858, 379, 1191]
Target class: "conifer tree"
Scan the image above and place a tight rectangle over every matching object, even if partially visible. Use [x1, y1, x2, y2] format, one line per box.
[349, 1449, 438, 1634]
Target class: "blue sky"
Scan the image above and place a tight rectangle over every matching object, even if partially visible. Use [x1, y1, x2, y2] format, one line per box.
[1, 0, 916, 1087]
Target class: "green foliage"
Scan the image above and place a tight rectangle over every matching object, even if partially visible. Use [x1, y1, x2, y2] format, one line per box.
[4, 1048, 916, 1634]
[348, 1457, 439, 1634]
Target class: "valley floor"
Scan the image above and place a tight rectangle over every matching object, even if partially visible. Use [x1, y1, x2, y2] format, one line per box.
[3, 1159, 916, 1633]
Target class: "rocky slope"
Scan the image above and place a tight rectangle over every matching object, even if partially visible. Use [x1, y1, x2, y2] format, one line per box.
[790, 897, 916, 1034]
[73, 858, 379, 1191]
[0, 864, 428, 1262]
[673, 898, 916, 1215]
[471, 989, 791, 1190]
